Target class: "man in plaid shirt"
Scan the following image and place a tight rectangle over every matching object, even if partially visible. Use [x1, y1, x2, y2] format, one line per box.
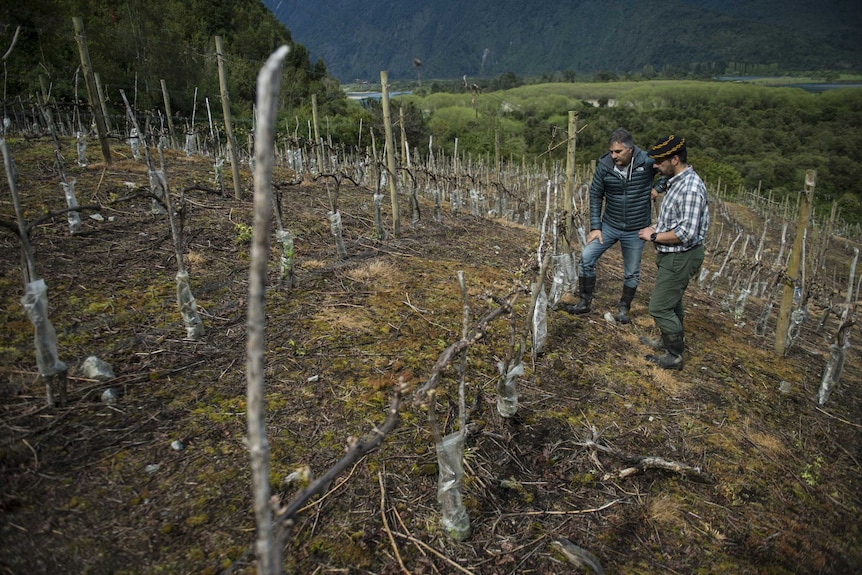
[638, 135, 710, 369]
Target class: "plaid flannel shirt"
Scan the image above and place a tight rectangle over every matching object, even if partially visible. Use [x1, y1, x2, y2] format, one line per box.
[655, 166, 709, 253]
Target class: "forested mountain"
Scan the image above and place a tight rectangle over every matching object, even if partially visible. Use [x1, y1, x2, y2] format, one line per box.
[0, 0, 345, 118]
[262, 0, 862, 82]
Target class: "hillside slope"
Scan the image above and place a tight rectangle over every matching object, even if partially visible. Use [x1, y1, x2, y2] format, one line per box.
[263, 0, 862, 81]
[0, 137, 860, 573]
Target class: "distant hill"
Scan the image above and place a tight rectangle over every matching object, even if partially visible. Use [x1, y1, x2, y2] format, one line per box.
[262, 0, 862, 82]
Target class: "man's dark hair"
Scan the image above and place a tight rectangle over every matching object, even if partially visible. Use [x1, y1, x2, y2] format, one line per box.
[608, 128, 634, 149]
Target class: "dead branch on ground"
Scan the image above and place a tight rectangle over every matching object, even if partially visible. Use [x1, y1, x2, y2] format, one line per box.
[273, 387, 404, 544]
[576, 426, 714, 483]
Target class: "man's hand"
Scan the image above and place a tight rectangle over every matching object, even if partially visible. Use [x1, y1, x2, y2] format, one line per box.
[638, 226, 655, 242]
[587, 229, 603, 244]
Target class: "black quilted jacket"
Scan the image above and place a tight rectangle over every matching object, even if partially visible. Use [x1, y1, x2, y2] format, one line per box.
[588, 146, 659, 232]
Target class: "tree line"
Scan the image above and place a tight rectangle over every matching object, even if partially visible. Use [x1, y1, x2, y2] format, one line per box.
[387, 80, 862, 226]
[2, 0, 346, 120]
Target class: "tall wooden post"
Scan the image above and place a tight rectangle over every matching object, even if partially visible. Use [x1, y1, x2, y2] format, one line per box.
[160, 79, 176, 147]
[775, 170, 815, 355]
[93, 73, 112, 133]
[494, 128, 501, 215]
[38, 75, 50, 105]
[453, 137, 459, 186]
[494, 128, 501, 181]
[215, 36, 242, 199]
[399, 106, 408, 167]
[380, 71, 400, 237]
[565, 111, 578, 247]
[311, 93, 323, 172]
[72, 17, 111, 165]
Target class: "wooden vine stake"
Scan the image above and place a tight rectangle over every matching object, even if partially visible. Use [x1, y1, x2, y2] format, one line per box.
[93, 72, 112, 134]
[399, 107, 408, 167]
[271, 193, 295, 289]
[0, 30, 66, 405]
[564, 111, 577, 250]
[160, 79, 177, 148]
[550, 111, 580, 307]
[246, 45, 290, 575]
[215, 36, 242, 199]
[494, 128, 501, 215]
[775, 170, 814, 355]
[380, 70, 400, 237]
[72, 17, 111, 165]
[311, 93, 323, 171]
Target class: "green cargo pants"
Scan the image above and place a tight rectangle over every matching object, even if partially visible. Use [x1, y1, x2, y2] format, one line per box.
[648, 244, 704, 335]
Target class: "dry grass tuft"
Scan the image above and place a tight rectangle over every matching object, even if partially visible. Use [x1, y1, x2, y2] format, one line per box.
[185, 251, 206, 269]
[302, 259, 327, 270]
[744, 420, 789, 458]
[618, 330, 643, 348]
[346, 259, 401, 288]
[314, 305, 375, 333]
[648, 495, 686, 530]
[648, 366, 692, 396]
[496, 218, 535, 231]
[111, 159, 149, 173]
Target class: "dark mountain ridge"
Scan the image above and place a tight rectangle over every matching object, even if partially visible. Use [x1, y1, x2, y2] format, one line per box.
[263, 0, 862, 82]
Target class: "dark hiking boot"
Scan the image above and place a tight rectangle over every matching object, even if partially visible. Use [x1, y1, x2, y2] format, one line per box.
[646, 331, 685, 370]
[559, 276, 596, 315]
[614, 285, 637, 324]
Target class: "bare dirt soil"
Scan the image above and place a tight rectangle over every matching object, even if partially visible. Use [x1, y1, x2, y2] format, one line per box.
[1, 138, 860, 574]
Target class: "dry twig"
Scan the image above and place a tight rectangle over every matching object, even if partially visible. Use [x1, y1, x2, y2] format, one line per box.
[577, 426, 714, 483]
[378, 470, 410, 575]
[274, 388, 403, 543]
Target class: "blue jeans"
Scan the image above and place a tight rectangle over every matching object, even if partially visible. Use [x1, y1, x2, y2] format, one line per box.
[577, 222, 645, 289]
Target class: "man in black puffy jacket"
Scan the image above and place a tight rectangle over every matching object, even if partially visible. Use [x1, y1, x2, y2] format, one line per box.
[561, 128, 661, 323]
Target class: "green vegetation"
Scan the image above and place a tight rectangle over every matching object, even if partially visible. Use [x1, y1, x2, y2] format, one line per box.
[390, 80, 862, 225]
[4, 0, 345, 120]
[232, 222, 253, 245]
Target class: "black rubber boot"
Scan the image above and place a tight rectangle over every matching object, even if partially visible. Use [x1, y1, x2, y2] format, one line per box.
[646, 331, 685, 370]
[614, 285, 637, 324]
[562, 276, 595, 315]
